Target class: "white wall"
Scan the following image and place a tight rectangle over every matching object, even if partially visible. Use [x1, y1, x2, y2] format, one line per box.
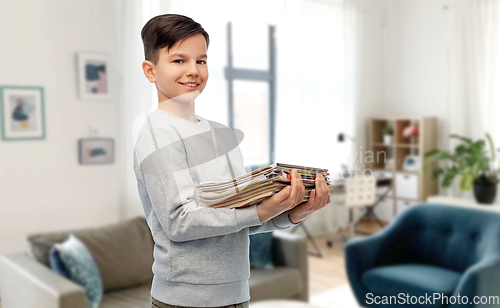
[347, 0, 459, 156]
[379, 0, 453, 147]
[0, 0, 123, 255]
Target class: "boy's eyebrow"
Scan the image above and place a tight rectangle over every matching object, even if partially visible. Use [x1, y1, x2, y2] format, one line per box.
[169, 53, 207, 59]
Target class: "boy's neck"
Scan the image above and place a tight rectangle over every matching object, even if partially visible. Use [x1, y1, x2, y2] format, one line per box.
[158, 100, 198, 123]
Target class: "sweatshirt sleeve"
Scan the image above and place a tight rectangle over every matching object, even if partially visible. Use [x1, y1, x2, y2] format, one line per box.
[248, 210, 302, 235]
[134, 127, 263, 243]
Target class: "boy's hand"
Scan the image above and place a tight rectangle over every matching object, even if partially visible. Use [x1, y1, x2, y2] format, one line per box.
[256, 169, 305, 223]
[288, 173, 331, 224]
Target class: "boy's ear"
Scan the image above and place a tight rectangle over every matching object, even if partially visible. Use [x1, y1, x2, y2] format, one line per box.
[142, 60, 156, 83]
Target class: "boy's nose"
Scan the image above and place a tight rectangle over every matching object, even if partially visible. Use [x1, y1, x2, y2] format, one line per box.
[186, 62, 199, 76]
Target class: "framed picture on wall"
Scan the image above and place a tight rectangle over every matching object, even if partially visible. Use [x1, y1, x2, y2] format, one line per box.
[77, 52, 112, 100]
[78, 138, 114, 165]
[0, 85, 46, 141]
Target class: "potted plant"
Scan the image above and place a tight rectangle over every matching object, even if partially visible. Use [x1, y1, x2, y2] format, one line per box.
[425, 133, 500, 204]
[382, 127, 393, 145]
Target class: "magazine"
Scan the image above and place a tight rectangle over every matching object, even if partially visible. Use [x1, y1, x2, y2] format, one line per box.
[196, 163, 331, 209]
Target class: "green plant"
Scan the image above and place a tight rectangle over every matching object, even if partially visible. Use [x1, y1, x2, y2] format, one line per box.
[382, 127, 393, 136]
[425, 133, 500, 190]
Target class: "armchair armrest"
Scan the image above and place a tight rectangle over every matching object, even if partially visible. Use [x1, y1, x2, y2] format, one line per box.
[0, 253, 86, 308]
[271, 231, 308, 302]
[345, 232, 390, 274]
[452, 257, 500, 307]
[344, 221, 400, 306]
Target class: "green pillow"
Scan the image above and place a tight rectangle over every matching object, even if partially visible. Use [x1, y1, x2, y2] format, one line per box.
[249, 232, 274, 269]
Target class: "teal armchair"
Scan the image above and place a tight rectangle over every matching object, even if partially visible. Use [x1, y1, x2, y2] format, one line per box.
[345, 203, 500, 308]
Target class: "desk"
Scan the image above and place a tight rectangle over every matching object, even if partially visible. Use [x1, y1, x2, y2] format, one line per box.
[328, 176, 393, 192]
[286, 176, 392, 257]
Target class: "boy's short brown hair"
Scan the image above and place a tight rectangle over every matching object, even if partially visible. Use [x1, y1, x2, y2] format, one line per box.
[141, 14, 210, 66]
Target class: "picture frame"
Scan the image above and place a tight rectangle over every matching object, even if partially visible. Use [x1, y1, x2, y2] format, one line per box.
[78, 138, 114, 165]
[402, 155, 420, 171]
[77, 52, 112, 100]
[0, 86, 46, 141]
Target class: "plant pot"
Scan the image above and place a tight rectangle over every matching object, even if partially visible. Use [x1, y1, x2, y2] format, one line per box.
[383, 135, 392, 145]
[473, 175, 498, 205]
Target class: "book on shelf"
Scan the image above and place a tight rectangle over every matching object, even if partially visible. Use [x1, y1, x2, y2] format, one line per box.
[195, 163, 332, 209]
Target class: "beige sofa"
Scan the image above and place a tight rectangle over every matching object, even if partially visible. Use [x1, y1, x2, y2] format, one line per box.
[0, 217, 308, 308]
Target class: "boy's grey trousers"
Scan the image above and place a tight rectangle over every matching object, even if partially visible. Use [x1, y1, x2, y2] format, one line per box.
[151, 297, 250, 308]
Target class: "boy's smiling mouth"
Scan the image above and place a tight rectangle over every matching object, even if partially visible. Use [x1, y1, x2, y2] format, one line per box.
[179, 82, 200, 90]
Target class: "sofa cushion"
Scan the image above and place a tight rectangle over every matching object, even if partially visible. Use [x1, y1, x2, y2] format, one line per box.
[26, 217, 154, 292]
[54, 234, 103, 308]
[250, 232, 274, 269]
[100, 278, 153, 308]
[249, 267, 303, 301]
[363, 264, 461, 307]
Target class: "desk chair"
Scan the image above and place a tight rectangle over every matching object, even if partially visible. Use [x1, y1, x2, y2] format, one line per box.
[326, 175, 377, 246]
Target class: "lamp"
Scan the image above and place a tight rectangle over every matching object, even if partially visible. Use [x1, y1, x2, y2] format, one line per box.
[337, 132, 356, 179]
[337, 133, 355, 143]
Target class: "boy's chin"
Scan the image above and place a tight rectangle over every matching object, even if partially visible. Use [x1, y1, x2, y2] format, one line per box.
[170, 90, 201, 104]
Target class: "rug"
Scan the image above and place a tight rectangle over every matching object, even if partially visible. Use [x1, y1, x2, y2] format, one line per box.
[309, 284, 360, 307]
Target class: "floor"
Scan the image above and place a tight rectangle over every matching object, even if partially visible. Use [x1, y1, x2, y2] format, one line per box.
[307, 220, 385, 295]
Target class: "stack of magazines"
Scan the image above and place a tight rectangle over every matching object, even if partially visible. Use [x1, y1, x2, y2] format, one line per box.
[196, 163, 331, 209]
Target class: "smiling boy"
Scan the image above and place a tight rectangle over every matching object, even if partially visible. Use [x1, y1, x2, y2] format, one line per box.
[134, 14, 331, 308]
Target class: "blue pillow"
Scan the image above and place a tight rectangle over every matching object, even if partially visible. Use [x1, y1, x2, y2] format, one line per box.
[249, 232, 274, 269]
[53, 234, 103, 308]
[49, 246, 70, 278]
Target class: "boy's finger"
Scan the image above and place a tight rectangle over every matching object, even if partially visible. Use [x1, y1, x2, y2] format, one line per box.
[290, 169, 301, 205]
[297, 169, 303, 184]
[321, 180, 329, 195]
[315, 175, 323, 198]
[317, 174, 327, 195]
[318, 177, 328, 202]
[276, 186, 292, 203]
[308, 189, 316, 206]
[297, 172, 306, 204]
[294, 170, 303, 205]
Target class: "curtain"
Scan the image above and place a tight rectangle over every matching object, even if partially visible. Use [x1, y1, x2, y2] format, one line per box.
[446, 0, 500, 198]
[110, 0, 156, 219]
[274, 0, 364, 236]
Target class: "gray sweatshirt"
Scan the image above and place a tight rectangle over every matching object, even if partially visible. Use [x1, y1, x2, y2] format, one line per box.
[133, 108, 300, 307]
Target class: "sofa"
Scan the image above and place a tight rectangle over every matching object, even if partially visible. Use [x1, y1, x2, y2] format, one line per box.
[0, 217, 308, 308]
[345, 203, 500, 308]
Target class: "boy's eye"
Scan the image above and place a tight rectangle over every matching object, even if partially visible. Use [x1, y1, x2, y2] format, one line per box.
[173, 59, 207, 64]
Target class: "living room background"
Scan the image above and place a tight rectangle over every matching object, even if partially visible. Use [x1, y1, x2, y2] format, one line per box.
[1, 0, 498, 264]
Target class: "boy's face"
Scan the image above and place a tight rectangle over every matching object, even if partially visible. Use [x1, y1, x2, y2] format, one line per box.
[144, 33, 208, 104]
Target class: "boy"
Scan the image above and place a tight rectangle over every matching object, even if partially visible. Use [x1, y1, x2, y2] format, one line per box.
[134, 14, 331, 308]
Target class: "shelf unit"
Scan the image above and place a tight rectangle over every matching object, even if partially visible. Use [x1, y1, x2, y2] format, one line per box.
[368, 117, 439, 222]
